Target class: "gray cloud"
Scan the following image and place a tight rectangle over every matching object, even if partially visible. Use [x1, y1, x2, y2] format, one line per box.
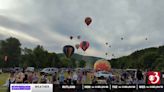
[0, 0, 164, 58]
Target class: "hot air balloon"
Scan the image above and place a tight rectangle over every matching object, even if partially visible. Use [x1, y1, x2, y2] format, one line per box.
[77, 36, 81, 39]
[80, 41, 90, 51]
[145, 38, 148, 40]
[105, 53, 108, 56]
[63, 45, 75, 58]
[121, 37, 124, 40]
[105, 42, 108, 45]
[85, 17, 92, 26]
[94, 59, 111, 72]
[75, 44, 80, 49]
[70, 36, 73, 40]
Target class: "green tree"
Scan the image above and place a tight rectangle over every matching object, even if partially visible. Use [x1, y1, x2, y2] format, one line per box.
[78, 60, 86, 68]
[0, 37, 21, 67]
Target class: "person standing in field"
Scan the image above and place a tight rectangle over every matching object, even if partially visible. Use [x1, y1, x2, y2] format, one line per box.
[7, 72, 15, 92]
[82, 71, 87, 84]
[15, 70, 25, 83]
[59, 71, 65, 84]
[72, 72, 78, 85]
[52, 72, 57, 84]
[67, 71, 72, 84]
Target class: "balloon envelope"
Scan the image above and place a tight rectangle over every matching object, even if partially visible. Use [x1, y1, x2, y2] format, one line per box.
[75, 44, 80, 49]
[94, 59, 111, 72]
[63, 45, 75, 58]
[85, 17, 92, 26]
[77, 35, 81, 39]
[70, 36, 73, 40]
[105, 42, 108, 45]
[80, 41, 90, 51]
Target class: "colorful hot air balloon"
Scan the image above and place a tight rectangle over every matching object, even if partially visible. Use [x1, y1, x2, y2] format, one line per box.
[75, 44, 80, 49]
[80, 41, 90, 51]
[85, 17, 92, 26]
[63, 45, 75, 58]
[94, 59, 111, 72]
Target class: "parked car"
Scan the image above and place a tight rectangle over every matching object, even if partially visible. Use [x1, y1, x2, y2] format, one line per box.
[94, 71, 114, 78]
[13, 67, 23, 72]
[25, 67, 35, 72]
[2, 68, 13, 73]
[40, 68, 58, 75]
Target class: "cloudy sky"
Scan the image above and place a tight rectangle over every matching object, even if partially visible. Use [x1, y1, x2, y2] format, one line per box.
[0, 0, 164, 59]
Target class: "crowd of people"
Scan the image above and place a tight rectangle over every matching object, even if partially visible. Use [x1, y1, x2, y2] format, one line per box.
[5, 68, 147, 92]
[90, 69, 146, 85]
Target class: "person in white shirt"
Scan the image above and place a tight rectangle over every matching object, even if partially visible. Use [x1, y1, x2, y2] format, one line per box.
[72, 72, 78, 84]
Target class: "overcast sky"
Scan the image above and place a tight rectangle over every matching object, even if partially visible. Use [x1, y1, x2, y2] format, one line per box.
[0, 0, 164, 59]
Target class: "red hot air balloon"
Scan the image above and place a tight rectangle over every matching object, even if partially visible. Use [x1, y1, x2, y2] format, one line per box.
[75, 44, 80, 49]
[85, 17, 92, 26]
[80, 41, 90, 51]
[63, 45, 75, 58]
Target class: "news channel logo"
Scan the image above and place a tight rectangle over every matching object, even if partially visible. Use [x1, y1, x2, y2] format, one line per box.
[147, 71, 161, 84]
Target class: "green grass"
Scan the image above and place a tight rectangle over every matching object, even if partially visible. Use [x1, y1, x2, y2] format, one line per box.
[0, 87, 7, 92]
[0, 73, 9, 92]
[0, 73, 9, 86]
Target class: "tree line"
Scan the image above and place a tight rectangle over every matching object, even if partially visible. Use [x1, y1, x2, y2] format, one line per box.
[110, 45, 164, 71]
[0, 37, 86, 68]
[0, 37, 164, 71]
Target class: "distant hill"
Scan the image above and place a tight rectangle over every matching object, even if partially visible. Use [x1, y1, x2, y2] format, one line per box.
[57, 53, 102, 68]
[110, 45, 164, 71]
[57, 45, 164, 70]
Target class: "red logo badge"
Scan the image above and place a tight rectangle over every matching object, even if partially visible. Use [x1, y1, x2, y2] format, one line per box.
[147, 71, 161, 84]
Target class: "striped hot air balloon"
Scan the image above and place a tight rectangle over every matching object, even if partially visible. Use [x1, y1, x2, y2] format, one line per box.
[63, 45, 75, 58]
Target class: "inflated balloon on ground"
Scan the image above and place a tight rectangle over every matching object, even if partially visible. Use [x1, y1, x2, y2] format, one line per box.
[94, 59, 111, 71]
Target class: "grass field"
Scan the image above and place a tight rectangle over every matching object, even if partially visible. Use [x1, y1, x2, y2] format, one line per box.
[0, 73, 9, 92]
